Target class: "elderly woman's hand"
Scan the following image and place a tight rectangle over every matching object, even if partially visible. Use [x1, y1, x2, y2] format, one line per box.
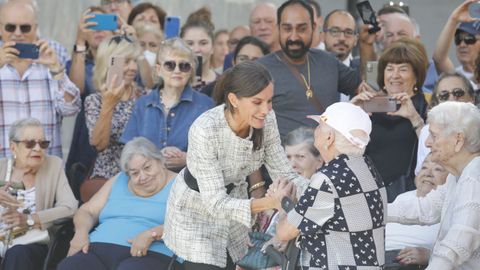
[0, 189, 21, 208]
[1, 207, 27, 230]
[267, 178, 296, 211]
[396, 246, 430, 265]
[128, 230, 155, 257]
[351, 82, 380, 107]
[101, 77, 125, 105]
[261, 235, 289, 253]
[68, 231, 90, 256]
[161, 146, 187, 169]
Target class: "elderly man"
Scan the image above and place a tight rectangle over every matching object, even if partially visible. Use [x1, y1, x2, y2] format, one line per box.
[258, 0, 360, 138]
[433, 1, 480, 85]
[249, 2, 280, 52]
[0, 1, 80, 158]
[271, 102, 387, 269]
[388, 101, 480, 269]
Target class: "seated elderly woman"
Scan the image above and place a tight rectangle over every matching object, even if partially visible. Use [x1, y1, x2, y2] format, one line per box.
[121, 38, 213, 171]
[270, 102, 388, 269]
[284, 126, 323, 179]
[415, 71, 476, 175]
[57, 137, 182, 270]
[388, 101, 480, 269]
[385, 154, 448, 269]
[0, 118, 77, 270]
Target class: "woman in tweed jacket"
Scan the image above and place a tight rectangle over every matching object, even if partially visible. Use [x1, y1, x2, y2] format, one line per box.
[164, 61, 307, 270]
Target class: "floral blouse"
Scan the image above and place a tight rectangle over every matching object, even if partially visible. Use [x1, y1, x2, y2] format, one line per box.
[85, 90, 142, 179]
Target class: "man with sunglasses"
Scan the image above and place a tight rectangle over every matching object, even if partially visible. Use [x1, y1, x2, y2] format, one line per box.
[0, 1, 80, 158]
[433, 1, 480, 88]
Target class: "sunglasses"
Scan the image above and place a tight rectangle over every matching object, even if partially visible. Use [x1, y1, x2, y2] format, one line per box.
[162, 61, 192, 73]
[109, 34, 133, 45]
[14, 140, 50, 149]
[437, 88, 466, 101]
[454, 34, 477, 45]
[3, 24, 33, 34]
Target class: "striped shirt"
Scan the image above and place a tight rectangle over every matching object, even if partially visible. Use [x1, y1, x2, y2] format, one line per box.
[0, 63, 80, 158]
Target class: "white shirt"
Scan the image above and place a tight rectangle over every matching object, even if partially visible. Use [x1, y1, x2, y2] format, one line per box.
[388, 157, 480, 270]
[340, 54, 354, 102]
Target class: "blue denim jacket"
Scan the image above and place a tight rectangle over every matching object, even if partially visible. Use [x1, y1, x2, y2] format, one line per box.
[120, 85, 214, 150]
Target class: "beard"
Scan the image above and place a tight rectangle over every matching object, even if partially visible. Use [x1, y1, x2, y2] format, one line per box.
[281, 39, 312, 59]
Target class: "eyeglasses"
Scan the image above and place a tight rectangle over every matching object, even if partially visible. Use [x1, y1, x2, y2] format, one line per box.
[13, 140, 50, 149]
[161, 61, 192, 73]
[3, 24, 33, 34]
[109, 34, 133, 45]
[101, 0, 128, 7]
[454, 34, 477, 45]
[325, 27, 356, 38]
[437, 88, 466, 101]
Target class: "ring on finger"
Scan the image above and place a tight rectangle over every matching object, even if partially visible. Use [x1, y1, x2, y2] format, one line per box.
[137, 250, 142, 255]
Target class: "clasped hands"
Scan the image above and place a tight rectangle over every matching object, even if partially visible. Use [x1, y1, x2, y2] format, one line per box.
[266, 177, 297, 212]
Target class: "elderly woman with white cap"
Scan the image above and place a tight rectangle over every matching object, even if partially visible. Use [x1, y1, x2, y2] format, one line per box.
[388, 101, 480, 270]
[270, 102, 388, 269]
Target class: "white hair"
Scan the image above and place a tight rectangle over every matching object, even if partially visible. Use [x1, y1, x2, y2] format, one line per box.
[8, 117, 42, 141]
[333, 130, 367, 156]
[428, 101, 480, 153]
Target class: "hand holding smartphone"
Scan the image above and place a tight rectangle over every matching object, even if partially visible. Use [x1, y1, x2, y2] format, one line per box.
[469, 2, 480, 18]
[365, 61, 379, 91]
[106, 55, 125, 89]
[13, 43, 39, 59]
[362, 96, 399, 113]
[87, 13, 118, 31]
[356, 1, 381, 34]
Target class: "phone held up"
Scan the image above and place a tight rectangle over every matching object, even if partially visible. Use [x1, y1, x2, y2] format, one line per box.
[165, 16, 181, 39]
[106, 55, 125, 89]
[13, 43, 39, 59]
[196, 56, 203, 77]
[365, 61, 379, 91]
[87, 13, 118, 31]
[469, 2, 480, 19]
[362, 96, 399, 113]
[356, 1, 381, 34]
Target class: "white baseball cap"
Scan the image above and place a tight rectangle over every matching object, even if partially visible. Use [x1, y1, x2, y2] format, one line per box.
[308, 102, 372, 148]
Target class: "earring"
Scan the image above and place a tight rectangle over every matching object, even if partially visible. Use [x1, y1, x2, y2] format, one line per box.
[414, 86, 418, 92]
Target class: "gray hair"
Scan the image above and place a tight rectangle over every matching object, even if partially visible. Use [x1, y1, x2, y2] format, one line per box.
[333, 130, 367, 156]
[284, 126, 320, 157]
[8, 117, 42, 142]
[428, 101, 480, 153]
[120, 137, 165, 172]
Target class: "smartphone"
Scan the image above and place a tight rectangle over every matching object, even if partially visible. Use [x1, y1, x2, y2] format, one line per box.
[356, 1, 381, 34]
[87, 13, 118, 31]
[363, 96, 398, 113]
[365, 61, 379, 91]
[106, 55, 125, 88]
[13, 43, 39, 59]
[469, 3, 480, 19]
[164, 16, 181, 39]
[196, 55, 203, 77]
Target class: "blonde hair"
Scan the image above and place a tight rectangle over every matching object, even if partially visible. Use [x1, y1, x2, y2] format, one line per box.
[135, 24, 164, 44]
[156, 38, 196, 83]
[93, 36, 142, 91]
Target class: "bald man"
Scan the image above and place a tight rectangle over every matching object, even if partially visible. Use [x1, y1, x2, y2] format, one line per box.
[249, 2, 280, 52]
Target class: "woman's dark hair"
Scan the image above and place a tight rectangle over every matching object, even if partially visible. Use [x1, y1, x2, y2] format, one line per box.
[127, 3, 167, 30]
[378, 38, 428, 91]
[180, 7, 214, 41]
[214, 61, 272, 150]
[233, 36, 270, 62]
[429, 71, 475, 109]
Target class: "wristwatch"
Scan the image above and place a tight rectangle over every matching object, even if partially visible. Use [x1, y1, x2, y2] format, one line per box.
[73, 43, 88, 53]
[281, 196, 295, 213]
[26, 214, 34, 227]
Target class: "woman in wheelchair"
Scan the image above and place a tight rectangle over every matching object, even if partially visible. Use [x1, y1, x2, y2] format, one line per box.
[0, 118, 78, 270]
[58, 137, 183, 270]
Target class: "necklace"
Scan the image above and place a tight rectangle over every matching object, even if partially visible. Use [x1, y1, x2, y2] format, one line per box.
[300, 54, 313, 99]
[159, 90, 176, 111]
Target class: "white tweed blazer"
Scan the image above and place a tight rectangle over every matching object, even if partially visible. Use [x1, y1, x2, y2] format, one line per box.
[164, 105, 307, 267]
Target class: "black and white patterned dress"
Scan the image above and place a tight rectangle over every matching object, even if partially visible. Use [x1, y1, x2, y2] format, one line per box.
[288, 154, 387, 269]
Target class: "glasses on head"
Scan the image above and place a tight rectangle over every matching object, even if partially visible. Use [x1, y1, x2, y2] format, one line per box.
[101, 0, 128, 7]
[161, 61, 192, 73]
[325, 27, 356, 38]
[454, 34, 477, 45]
[3, 24, 33, 34]
[109, 34, 133, 45]
[437, 88, 466, 101]
[14, 140, 50, 149]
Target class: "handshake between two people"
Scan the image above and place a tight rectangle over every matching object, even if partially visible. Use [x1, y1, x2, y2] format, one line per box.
[266, 177, 297, 213]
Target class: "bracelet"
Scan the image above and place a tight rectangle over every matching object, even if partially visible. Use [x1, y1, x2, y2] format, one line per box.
[49, 65, 65, 77]
[249, 181, 265, 193]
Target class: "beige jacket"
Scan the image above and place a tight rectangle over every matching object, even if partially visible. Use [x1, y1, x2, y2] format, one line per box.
[0, 156, 78, 229]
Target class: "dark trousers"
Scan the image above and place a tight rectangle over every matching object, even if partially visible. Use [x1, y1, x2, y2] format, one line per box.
[57, 242, 183, 270]
[2, 243, 48, 270]
[183, 253, 235, 270]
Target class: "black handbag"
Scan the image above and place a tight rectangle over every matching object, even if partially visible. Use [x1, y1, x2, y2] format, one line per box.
[237, 232, 280, 270]
[385, 142, 417, 203]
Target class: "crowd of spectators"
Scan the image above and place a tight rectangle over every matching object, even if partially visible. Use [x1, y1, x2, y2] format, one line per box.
[0, 0, 479, 270]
